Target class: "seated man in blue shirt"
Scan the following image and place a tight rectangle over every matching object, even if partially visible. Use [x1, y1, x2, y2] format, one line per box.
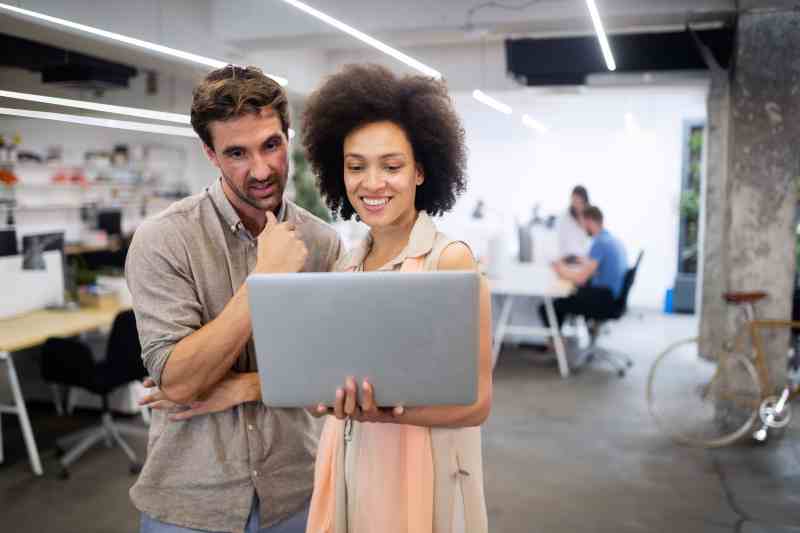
[538, 205, 627, 352]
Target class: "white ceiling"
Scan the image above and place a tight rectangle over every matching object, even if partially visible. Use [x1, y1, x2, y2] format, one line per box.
[215, 0, 739, 51]
[0, 0, 792, 98]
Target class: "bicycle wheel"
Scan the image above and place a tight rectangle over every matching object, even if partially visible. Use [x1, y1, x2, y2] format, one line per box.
[647, 337, 762, 447]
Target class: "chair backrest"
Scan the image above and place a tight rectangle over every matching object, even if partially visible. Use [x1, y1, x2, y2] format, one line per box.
[613, 251, 644, 317]
[104, 309, 147, 383]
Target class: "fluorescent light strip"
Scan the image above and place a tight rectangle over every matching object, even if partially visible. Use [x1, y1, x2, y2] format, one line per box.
[0, 2, 288, 86]
[0, 107, 197, 137]
[585, 0, 616, 71]
[0, 90, 190, 124]
[0, 90, 295, 139]
[279, 0, 441, 79]
[472, 90, 512, 115]
[522, 114, 548, 134]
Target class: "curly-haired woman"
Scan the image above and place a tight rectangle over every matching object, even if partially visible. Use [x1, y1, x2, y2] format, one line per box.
[302, 64, 492, 533]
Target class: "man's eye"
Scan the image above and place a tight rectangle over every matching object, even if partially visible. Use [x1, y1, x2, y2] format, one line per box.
[348, 166, 363, 172]
[229, 150, 244, 159]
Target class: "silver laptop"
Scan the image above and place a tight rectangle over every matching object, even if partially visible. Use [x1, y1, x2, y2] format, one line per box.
[247, 271, 479, 408]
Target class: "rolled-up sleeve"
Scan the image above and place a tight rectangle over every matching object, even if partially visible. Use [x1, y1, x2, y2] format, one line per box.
[125, 217, 202, 386]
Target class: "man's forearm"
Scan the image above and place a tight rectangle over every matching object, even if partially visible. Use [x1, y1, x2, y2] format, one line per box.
[160, 284, 252, 403]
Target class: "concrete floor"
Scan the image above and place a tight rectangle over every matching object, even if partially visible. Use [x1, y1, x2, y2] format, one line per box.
[1, 310, 799, 532]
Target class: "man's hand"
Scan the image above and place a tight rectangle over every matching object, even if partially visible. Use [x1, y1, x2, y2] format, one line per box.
[254, 211, 308, 274]
[140, 373, 259, 421]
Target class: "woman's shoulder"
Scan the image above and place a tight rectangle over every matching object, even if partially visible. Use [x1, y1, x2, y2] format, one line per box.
[427, 231, 475, 272]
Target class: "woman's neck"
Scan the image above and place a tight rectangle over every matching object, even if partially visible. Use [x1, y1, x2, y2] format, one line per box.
[364, 209, 419, 270]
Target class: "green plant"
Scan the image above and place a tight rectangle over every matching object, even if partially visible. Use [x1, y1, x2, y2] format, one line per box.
[679, 189, 700, 221]
[291, 149, 331, 222]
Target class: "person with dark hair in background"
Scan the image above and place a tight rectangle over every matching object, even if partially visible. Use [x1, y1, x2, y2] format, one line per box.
[540, 205, 627, 359]
[557, 185, 591, 261]
[128, 65, 342, 533]
[301, 64, 492, 533]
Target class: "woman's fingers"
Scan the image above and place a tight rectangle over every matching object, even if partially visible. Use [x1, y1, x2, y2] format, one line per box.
[344, 377, 358, 416]
[361, 380, 377, 413]
[333, 388, 346, 419]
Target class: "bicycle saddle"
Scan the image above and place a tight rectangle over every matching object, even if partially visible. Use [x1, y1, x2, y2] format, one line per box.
[723, 291, 768, 304]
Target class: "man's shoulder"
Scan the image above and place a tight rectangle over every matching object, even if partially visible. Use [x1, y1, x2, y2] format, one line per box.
[286, 201, 340, 244]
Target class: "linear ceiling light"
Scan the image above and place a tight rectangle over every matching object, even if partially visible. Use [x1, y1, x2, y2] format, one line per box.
[585, 0, 616, 71]
[278, 0, 441, 79]
[0, 90, 190, 124]
[472, 90, 512, 115]
[0, 90, 296, 139]
[0, 2, 288, 86]
[522, 114, 548, 134]
[0, 107, 197, 137]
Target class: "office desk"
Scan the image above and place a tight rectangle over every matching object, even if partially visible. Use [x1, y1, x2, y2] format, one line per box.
[0, 303, 128, 475]
[490, 263, 574, 378]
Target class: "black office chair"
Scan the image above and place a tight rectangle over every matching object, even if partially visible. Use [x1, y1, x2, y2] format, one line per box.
[578, 251, 644, 377]
[41, 310, 147, 478]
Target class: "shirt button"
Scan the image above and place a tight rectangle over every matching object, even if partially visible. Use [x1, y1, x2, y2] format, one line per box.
[248, 424, 254, 431]
[252, 470, 258, 477]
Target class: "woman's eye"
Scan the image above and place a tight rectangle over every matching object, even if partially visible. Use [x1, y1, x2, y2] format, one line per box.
[348, 166, 363, 172]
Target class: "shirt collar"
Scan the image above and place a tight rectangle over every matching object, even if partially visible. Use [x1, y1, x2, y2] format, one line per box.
[208, 177, 286, 237]
[341, 210, 437, 271]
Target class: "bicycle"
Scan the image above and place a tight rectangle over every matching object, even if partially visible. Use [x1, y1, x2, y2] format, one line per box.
[647, 291, 800, 447]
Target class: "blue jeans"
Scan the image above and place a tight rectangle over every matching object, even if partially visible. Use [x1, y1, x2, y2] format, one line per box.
[140, 496, 309, 533]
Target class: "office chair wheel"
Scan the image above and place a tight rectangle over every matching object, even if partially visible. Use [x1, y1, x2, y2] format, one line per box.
[54, 445, 65, 458]
[130, 462, 143, 475]
[58, 467, 70, 480]
[618, 369, 626, 378]
[626, 361, 634, 368]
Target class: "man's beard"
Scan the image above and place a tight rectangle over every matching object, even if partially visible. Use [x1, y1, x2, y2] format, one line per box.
[221, 171, 284, 212]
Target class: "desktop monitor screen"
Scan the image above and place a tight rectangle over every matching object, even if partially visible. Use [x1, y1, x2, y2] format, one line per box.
[517, 225, 533, 263]
[97, 209, 122, 237]
[0, 228, 18, 257]
[22, 232, 65, 270]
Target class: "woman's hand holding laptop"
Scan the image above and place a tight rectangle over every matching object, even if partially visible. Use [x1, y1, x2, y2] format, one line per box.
[310, 376, 405, 422]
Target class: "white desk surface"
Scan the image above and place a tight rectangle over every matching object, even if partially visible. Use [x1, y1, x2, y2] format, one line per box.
[489, 262, 573, 298]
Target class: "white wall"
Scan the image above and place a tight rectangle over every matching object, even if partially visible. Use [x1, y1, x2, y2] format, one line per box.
[441, 84, 708, 309]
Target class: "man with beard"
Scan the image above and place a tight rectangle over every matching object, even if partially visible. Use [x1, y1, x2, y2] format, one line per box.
[126, 65, 341, 533]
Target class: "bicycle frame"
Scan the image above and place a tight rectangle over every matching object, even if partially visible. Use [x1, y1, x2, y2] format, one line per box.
[730, 317, 800, 401]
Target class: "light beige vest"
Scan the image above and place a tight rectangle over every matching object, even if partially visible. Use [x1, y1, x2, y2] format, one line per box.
[331, 232, 488, 533]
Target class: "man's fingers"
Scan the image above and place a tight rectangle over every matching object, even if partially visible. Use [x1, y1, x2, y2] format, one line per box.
[147, 400, 179, 411]
[169, 409, 197, 421]
[393, 405, 405, 416]
[168, 402, 205, 421]
[142, 378, 156, 388]
[138, 392, 164, 406]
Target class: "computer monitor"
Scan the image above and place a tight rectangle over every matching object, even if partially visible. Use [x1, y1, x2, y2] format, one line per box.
[21, 232, 65, 270]
[97, 209, 122, 237]
[0, 228, 18, 257]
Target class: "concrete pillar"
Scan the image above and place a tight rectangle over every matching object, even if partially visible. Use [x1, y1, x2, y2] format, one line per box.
[700, 9, 799, 392]
[698, 70, 732, 359]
